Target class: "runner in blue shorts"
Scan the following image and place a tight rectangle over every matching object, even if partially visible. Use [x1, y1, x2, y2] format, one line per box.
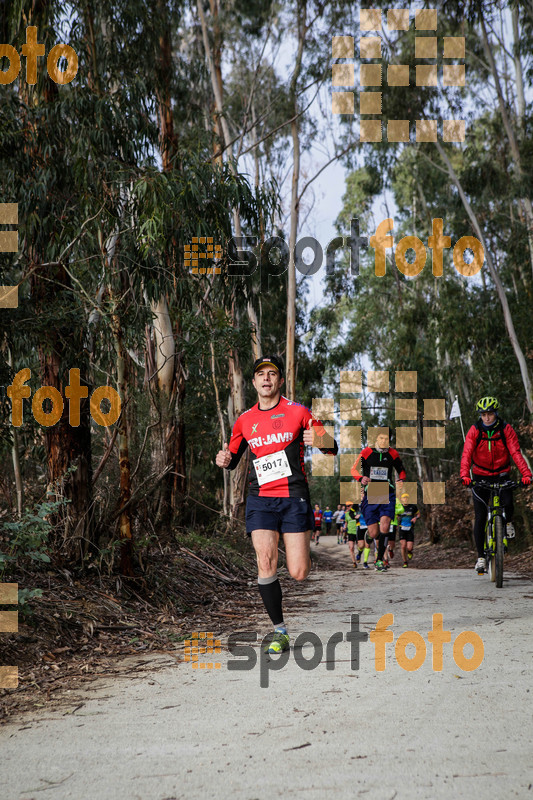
[216, 355, 338, 653]
[351, 431, 406, 572]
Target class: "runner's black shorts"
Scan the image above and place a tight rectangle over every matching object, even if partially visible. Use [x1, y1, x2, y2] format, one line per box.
[246, 495, 314, 536]
[399, 527, 414, 543]
[347, 533, 358, 542]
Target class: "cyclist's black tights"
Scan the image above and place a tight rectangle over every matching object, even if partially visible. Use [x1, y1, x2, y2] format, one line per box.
[472, 483, 514, 557]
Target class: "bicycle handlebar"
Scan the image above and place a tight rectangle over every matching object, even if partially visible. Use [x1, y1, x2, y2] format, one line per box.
[471, 479, 522, 491]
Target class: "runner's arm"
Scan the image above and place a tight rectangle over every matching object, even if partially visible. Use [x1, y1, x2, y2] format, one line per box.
[389, 448, 407, 481]
[225, 419, 249, 470]
[303, 413, 338, 455]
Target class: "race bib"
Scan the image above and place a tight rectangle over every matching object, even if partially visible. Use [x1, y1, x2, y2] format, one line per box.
[254, 450, 292, 486]
[369, 466, 388, 481]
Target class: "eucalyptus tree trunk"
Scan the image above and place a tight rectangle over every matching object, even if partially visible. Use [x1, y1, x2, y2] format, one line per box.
[150, 2, 187, 526]
[111, 291, 133, 576]
[197, 0, 257, 518]
[285, 0, 307, 400]
[481, 18, 533, 281]
[436, 142, 533, 414]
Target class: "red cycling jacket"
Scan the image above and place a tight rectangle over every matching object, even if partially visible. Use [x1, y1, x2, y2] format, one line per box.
[460, 419, 532, 479]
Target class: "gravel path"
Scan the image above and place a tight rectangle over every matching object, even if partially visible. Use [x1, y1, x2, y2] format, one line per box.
[1, 538, 532, 800]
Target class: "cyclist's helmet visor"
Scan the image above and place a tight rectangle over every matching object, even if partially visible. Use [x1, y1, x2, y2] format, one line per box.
[475, 396, 499, 414]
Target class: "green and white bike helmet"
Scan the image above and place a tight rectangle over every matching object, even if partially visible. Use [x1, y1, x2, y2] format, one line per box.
[475, 396, 499, 415]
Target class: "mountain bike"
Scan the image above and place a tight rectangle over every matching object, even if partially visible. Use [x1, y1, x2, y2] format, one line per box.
[471, 479, 520, 588]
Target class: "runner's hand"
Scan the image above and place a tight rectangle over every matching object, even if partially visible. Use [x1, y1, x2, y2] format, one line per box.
[521, 476, 532, 486]
[303, 418, 314, 447]
[461, 476, 472, 487]
[361, 476, 370, 486]
[216, 443, 232, 468]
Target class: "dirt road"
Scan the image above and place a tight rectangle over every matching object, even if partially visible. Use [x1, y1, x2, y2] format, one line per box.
[2, 539, 532, 800]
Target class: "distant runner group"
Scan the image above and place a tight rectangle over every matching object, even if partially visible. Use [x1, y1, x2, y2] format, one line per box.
[312, 494, 420, 570]
[216, 356, 531, 654]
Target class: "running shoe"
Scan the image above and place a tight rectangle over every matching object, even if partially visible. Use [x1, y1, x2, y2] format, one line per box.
[353, 561, 357, 569]
[375, 560, 387, 572]
[402, 562, 408, 568]
[356, 552, 361, 563]
[506, 522, 516, 539]
[265, 629, 290, 654]
[475, 557, 486, 574]
[386, 547, 394, 561]
[363, 562, 369, 570]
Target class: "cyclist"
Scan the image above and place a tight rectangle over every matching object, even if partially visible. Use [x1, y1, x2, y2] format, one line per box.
[323, 506, 334, 536]
[397, 491, 420, 567]
[460, 396, 531, 573]
[216, 355, 338, 653]
[313, 503, 323, 545]
[351, 431, 406, 572]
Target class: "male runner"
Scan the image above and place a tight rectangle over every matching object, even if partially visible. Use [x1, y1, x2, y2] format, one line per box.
[397, 491, 420, 567]
[460, 396, 531, 573]
[323, 506, 333, 536]
[386, 496, 404, 566]
[332, 504, 343, 539]
[351, 431, 406, 572]
[336, 504, 346, 544]
[216, 355, 338, 653]
[355, 508, 370, 568]
[313, 503, 323, 544]
[345, 503, 359, 567]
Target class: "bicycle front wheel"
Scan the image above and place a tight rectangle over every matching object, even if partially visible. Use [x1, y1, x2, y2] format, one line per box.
[494, 515, 504, 588]
[487, 524, 496, 582]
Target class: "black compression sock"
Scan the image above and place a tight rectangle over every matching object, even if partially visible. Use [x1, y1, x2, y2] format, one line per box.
[377, 533, 386, 561]
[258, 576, 283, 627]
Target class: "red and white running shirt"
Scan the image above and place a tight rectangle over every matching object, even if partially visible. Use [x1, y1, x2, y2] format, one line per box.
[227, 395, 337, 498]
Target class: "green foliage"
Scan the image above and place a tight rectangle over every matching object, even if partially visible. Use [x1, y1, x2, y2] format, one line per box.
[0, 498, 67, 572]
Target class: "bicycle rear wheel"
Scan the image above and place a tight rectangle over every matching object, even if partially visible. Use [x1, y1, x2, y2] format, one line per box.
[494, 515, 504, 588]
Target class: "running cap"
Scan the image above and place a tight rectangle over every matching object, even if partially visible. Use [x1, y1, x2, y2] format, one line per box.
[253, 355, 284, 376]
